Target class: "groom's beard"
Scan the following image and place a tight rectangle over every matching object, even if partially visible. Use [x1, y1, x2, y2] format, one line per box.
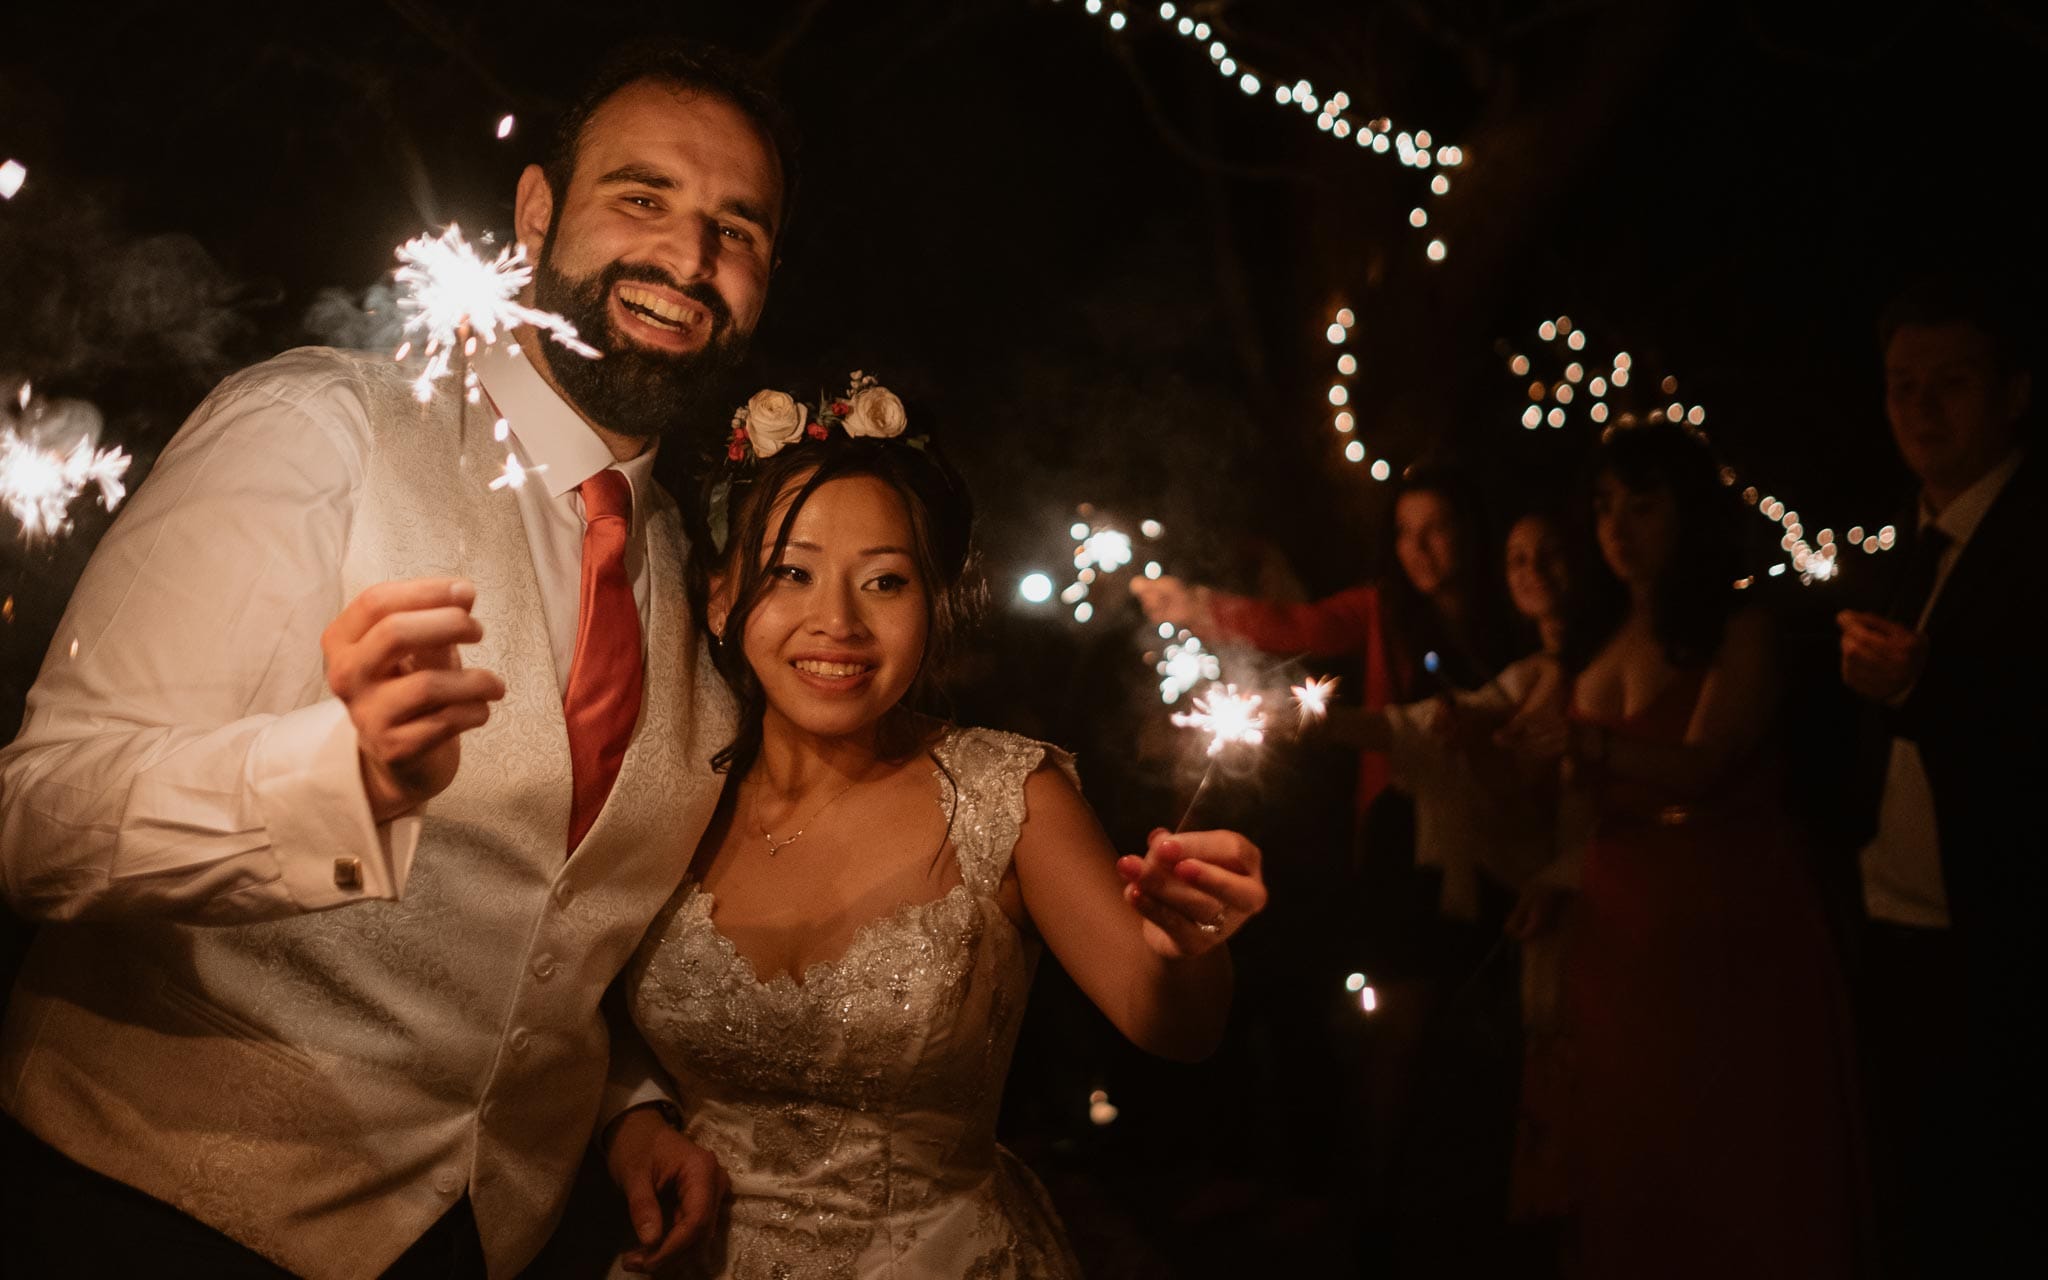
[530, 251, 750, 444]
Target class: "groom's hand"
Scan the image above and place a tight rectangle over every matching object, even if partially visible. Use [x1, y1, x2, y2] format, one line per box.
[607, 1105, 729, 1272]
[322, 577, 505, 823]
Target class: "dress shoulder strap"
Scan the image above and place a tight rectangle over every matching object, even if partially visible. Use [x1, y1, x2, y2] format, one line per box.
[932, 727, 1079, 897]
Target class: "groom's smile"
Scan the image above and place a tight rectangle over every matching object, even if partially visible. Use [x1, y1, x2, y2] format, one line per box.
[613, 281, 713, 350]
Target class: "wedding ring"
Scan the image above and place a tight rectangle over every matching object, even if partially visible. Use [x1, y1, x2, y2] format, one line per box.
[1197, 909, 1227, 935]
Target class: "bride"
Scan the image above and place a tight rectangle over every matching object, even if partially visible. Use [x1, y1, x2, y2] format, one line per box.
[602, 378, 1268, 1277]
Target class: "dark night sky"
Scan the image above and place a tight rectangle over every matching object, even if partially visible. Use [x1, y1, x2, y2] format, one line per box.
[5, 0, 2044, 704]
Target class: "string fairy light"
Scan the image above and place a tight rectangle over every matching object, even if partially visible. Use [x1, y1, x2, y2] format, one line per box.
[1054, 2, 1463, 261]
[0, 159, 26, 200]
[1498, 315, 1898, 585]
[1323, 304, 1390, 479]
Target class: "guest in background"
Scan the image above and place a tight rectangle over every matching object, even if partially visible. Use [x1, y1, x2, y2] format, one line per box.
[1507, 420, 1861, 1279]
[1321, 508, 1571, 936]
[1317, 507, 1575, 1271]
[1838, 276, 2041, 1277]
[1129, 463, 1512, 823]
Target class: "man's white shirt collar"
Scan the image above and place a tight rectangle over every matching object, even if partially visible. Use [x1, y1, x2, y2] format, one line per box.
[1920, 446, 2024, 548]
[475, 334, 656, 506]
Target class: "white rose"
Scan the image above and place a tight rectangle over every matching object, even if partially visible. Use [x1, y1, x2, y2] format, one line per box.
[744, 389, 807, 456]
[843, 387, 908, 439]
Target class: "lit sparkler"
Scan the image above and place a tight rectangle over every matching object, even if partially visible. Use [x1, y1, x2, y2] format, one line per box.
[391, 223, 598, 405]
[1029, 505, 1170, 625]
[1075, 527, 1134, 573]
[1172, 683, 1268, 758]
[1170, 681, 1269, 831]
[2, 384, 131, 539]
[1291, 674, 1339, 722]
[1157, 633, 1221, 704]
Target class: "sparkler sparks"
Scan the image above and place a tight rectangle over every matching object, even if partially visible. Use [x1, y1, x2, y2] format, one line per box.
[2, 385, 131, 539]
[1075, 528, 1134, 573]
[1172, 684, 1268, 757]
[487, 453, 548, 491]
[1027, 505, 1170, 625]
[391, 223, 598, 404]
[1157, 633, 1222, 704]
[1291, 674, 1339, 721]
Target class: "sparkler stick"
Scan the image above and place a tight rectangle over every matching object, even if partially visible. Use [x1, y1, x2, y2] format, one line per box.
[1173, 763, 1222, 834]
[1169, 684, 1268, 831]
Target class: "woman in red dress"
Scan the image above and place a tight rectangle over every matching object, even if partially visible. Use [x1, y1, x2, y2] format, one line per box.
[1508, 421, 1864, 1278]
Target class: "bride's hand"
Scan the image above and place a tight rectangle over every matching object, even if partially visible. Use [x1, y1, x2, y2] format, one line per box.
[605, 1104, 730, 1273]
[1116, 828, 1267, 959]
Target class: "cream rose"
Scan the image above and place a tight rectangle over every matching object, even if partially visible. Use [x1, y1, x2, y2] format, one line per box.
[843, 387, 908, 439]
[743, 389, 807, 456]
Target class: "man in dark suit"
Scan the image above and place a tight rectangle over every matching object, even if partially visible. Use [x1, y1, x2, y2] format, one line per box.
[1839, 276, 2042, 1277]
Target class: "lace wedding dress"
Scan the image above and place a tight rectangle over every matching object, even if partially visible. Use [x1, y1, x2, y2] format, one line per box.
[618, 728, 1086, 1278]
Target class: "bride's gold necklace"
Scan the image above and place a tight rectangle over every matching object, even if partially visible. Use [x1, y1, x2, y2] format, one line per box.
[751, 775, 862, 856]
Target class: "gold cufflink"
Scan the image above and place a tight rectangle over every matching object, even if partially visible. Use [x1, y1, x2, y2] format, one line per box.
[333, 857, 363, 890]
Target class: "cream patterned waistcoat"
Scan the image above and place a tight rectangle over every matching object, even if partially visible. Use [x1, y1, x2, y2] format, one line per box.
[0, 349, 734, 1278]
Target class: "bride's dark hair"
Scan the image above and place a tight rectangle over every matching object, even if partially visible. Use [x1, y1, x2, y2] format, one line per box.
[689, 425, 984, 777]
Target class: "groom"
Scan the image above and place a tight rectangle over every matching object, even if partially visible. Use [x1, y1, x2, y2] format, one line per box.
[0, 40, 790, 1279]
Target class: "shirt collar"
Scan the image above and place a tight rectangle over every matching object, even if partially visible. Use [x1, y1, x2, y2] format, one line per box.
[475, 334, 656, 501]
[1920, 446, 2025, 549]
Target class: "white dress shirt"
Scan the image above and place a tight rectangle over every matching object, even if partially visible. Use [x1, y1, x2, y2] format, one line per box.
[1384, 654, 1561, 919]
[0, 335, 655, 924]
[475, 337, 657, 692]
[1860, 448, 2024, 928]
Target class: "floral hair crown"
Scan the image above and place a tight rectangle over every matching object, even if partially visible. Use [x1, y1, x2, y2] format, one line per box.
[725, 370, 909, 463]
[707, 371, 925, 554]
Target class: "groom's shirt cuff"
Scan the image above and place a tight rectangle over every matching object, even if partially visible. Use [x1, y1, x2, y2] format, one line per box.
[252, 698, 422, 911]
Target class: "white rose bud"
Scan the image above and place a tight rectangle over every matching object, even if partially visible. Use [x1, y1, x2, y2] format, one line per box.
[744, 389, 807, 456]
[843, 387, 908, 439]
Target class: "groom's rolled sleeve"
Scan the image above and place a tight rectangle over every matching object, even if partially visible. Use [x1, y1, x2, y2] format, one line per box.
[0, 350, 410, 925]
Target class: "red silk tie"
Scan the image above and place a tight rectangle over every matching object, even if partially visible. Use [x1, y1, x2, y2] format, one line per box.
[563, 469, 643, 851]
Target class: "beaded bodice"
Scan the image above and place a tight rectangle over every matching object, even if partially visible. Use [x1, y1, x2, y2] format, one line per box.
[621, 727, 1082, 1278]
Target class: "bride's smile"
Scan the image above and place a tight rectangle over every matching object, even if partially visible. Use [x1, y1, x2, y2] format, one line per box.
[736, 472, 929, 745]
